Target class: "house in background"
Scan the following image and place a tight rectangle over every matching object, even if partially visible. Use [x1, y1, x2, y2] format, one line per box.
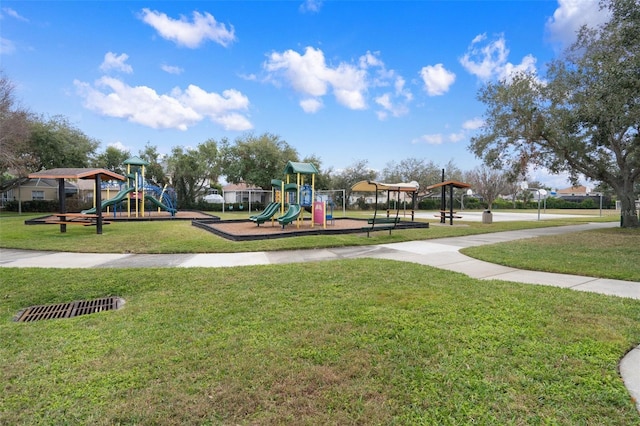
[222, 182, 269, 209]
[1, 177, 77, 207]
[556, 185, 589, 197]
[0, 176, 126, 209]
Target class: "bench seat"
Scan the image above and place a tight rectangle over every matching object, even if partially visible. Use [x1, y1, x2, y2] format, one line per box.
[362, 217, 401, 237]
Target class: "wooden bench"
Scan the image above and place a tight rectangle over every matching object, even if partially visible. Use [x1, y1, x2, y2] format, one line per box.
[45, 213, 111, 226]
[361, 217, 401, 237]
[434, 211, 462, 219]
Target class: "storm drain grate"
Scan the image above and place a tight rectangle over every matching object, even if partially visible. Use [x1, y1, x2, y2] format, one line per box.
[14, 297, 124, 322]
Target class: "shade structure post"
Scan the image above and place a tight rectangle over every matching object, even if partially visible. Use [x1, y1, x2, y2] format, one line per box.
[440, 169, 446, 223]
[449, 184, 454, 226]
[57, 178, 66, 233]
[95, 174, 103, 234]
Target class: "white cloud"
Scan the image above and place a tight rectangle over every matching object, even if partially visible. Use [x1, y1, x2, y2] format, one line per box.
[448, 131, 466, 143]
[0, 37, 15, 55]
[239, 73, 257, 81]
[414, 116, 484, 147]
[108, 141, 131, 153]
[265, 47, 330, 97]
[100, 52, 133, 74]
[300, 98, 323, 113]
[264, 46, 367, 110]
[139, 8, 235, 48]
[161, 64, 184, 75]
[175, 85, 252, 130]
[545, 0, 610, 48]
[375, 78, 410, 120]
[502, 54, 538, 79]
[359, 51, 384, 68]
[420, 63, 456, 96]
[300, 0, 323, 13]
[264, 47, 412, 118]
[462, 117, 484, 130]
[74, 76, 252, 131]
[2, 7, 29, 22]
[375, 94, 392, 110]
[460, 33, 537, 82]
[412, 134, 443, 145]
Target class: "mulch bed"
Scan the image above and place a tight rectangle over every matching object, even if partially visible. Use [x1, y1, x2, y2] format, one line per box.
[193, 217, 429, 241]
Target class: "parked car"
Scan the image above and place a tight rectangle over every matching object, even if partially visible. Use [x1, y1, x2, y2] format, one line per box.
[203, 194, 224, 203]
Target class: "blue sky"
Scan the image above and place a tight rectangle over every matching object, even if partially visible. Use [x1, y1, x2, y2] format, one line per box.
[1, 1, 608, 186]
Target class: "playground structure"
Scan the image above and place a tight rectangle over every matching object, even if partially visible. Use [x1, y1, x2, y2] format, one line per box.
[82, 156, 177, 218]
[26, 157, 177, 235]
[350, 180, 419, 236]
[248, 161, 334, 229]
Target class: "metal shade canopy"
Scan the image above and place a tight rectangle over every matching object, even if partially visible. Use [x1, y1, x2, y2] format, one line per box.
[351, 180, 419, 192]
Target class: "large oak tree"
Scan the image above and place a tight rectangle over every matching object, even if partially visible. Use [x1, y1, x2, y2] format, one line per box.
[220, 133, 299, 190]
[470, 0, 639, 227]
[167, 139, 221, 208]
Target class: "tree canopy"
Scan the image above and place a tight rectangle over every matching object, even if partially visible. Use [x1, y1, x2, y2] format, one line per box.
[139, 143, 168, 187]
[0, 71, 34, 178]
[167, 140, 221, 208]
[29, 115, 100, 171]
[93, 145, 130, 176]
[466, 166, 509, 209]
[470, 0, 639, 227]
[220, 133, 299, 190]
[331, 159, 378, 203]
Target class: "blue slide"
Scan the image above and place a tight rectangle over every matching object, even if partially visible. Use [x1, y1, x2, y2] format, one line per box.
[144, 194, 177, 215]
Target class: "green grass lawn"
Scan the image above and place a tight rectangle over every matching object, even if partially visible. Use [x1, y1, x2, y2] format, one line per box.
[0, 211, 617, 254]
[462, 227, 640, 282]
[1, 211, 638, 424]
[2, 261, 639, 425]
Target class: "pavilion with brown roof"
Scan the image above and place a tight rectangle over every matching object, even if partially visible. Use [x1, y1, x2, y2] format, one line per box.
[28, 168, 125, 234]
[426, 180, 472, 225]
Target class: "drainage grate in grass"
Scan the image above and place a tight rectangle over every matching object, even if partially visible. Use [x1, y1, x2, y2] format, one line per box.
[14, 297, 124, 322]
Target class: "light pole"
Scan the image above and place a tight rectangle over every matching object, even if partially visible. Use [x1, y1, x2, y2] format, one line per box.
[588, 191, 603, 217]
[535, 189, 548, 220]
[520, 182, 547, 220]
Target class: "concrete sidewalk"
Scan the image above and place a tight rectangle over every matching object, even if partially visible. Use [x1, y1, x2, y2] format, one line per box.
[2, 222, 637, 299]
[1, 221, 638, 412]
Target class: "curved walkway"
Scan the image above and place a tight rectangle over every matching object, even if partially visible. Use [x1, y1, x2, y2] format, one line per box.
[1, 221, 638, 413]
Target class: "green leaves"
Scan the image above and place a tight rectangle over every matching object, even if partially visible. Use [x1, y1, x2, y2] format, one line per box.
[220, 132, 299, 190]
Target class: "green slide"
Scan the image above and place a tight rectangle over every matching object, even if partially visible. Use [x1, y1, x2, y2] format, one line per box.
[276, 204, 301, 228]
[249, 202, 278, 220]
[250, 202, 281, 225]
[82, 186, 134, 214]
[144, 194, 177, 215]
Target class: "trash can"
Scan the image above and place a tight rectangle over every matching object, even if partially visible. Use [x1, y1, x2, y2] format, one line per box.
[482, 209, 493, 224]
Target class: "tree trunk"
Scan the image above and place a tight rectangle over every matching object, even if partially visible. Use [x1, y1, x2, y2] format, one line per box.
[617, 182, 639, 228]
